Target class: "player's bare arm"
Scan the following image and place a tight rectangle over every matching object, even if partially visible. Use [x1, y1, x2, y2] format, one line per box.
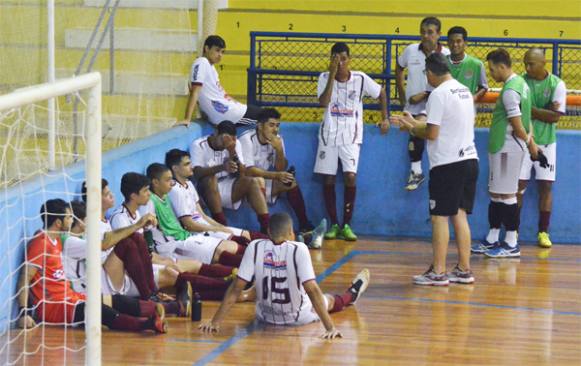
[508, 116, 538, 159]
[17, 264, 38, 328]
[409, 91, 429, 105]
[531, 104, 563, 123]
[390, 112, 438, 140]
[267, 135, 288, 171]
[179, 214, 231, 234]
[395, 63, 407, 107]
[303, 280, 342, 339]
[200, 277, 247, 333]
[193, 164, 228, 180]
[102, 213, 157, 250]
[178, 83, 202, 126]
[319, 55, 339, 107]
[473, 86, 487, 102]
[376, 88, 390, 135]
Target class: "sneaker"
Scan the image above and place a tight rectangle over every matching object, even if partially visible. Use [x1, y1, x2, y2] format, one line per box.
[299, 221, 315, 233]
[413, 265, 449, 286]
[405, 172, 425, 191]
[176, 281, 192, 318]
[224, 268, 239, 283]
[148, 302, 168, 334]
[324, 223, 341, 240]
[471, 239, 498, 254]
[485, 242, 521, 258]
[448, 265, 475, 284]
[538, 232, 552, 248]
[296, 233, 305, 244]
[348, 268, 370, 304]
[308, 218, 327, 249]
[341, 224, 358, 241]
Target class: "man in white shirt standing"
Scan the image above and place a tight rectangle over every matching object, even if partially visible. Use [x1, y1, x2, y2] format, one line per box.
[179, 35, 262, 126]
[200, 213, 370, 339]
[315, 42, 389, 242]
[396, 17, 450, 191]
[392, 53, 479, 286]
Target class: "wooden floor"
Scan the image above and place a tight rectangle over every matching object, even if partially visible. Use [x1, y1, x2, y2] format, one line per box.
[5, 239, 581, 365]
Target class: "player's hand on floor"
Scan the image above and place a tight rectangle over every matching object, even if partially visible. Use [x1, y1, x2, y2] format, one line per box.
[321, 328, 342, 340]
[199, 321, 220, 333]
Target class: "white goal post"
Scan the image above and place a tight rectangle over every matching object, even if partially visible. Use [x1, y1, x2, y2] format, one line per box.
[0, 72, 102, 366]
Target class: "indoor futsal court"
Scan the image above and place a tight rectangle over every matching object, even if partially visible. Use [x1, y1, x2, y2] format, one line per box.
[1, 1, 580, 366]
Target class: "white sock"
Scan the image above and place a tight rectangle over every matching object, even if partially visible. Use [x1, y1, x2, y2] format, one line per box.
[486, 228, 500, 243]
[505, 231, 518, 247]
[411, 161, 422, 175]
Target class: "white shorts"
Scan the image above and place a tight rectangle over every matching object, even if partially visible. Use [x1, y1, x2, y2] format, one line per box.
[257, 296, 329, 326]
[519, 143, 556, 181]
[313, 143, 361, 175]
[488, 151, 526, 194]
[174, 233, 223, 264]
[193, 217, 244, 239]
[218, 177, 242, 210]
[265, 179, 279, 205]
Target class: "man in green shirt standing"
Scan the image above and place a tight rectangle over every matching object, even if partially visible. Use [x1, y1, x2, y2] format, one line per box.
[472, 49, 540, 258]
[446, 26, 488, 100]
[518, 48, 567, 248]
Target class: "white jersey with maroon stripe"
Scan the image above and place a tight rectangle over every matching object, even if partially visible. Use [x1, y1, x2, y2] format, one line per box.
[317, 70, 382, 146]
[168, 179, 203, 221]
[190, 135, 245, 180]
[109, 204, 142, 232]
[238, 239, 317, 325]
[239, 129, 286, 170]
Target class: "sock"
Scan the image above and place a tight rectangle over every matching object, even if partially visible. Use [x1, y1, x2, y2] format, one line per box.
[231, 235, 250, 247]
[218, 251, 243, 267]
[505, 231, 518, 247]
[177, 272, 230, 291]
[408, 135, 425, 163]
[286, 186, 309, 229]
[199, 263, 234, 278]
[250, 231, 268, 240]
[130, 233, 157, 293]
[539, 211, 551, 233]
[486, 228, 500, 244]
[235, 244, 246, 255]
[323, 184, 338, 225]
[329, 294, 349, 313]
[343, 186, 356, 226]
[411, 161, 422, 175]
[487, 200, 503, 242]
[257, 213, 270, 234]
[111, 294, 151, 317]
[109, 313, 148, 332]
[212, 212, 228, 225]
[516, 205, 522, 232]
[113, 238, 153, 299]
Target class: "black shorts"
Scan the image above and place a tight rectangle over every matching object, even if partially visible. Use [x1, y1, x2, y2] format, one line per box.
[429, 159, 478, 216]
[238, 104, 263, 126]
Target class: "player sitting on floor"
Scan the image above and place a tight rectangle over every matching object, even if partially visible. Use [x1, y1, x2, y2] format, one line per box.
[17, 199, 168, 333]
[200, 213, 370, 339]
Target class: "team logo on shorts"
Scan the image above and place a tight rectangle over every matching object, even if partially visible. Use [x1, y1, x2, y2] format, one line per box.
[464, 70, 474, 80]
[319, 151, 326, 159]
[211, 100, 229, 114]
[429, 200, 436, 210]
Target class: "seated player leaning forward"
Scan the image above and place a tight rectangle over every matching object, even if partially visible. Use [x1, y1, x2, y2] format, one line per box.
[190, 120, 270, 233]
[165, 148, 267, 246]
[143, 164, 247, 268]
[200, 213, 371, 339]
[17, 199, 168, 334]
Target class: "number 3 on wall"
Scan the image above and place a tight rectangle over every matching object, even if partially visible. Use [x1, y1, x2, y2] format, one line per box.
[263, 276, 291, 304]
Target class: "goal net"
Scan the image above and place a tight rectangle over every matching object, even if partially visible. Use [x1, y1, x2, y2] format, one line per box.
[0, 73, 102, 366]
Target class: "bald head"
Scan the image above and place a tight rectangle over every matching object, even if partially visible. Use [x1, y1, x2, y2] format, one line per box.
[524, 48, 548, 80]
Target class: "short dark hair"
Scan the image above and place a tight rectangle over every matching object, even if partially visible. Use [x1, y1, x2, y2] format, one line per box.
[120, 172, 150, 202]
[165, 149, 190, 171]
[217, 120, 237, 136]
[447, 26, 467, 40]
[70, 200, 86, 228]
[81, 178, 109, 203]
[486, 48, 512, 67]
[268, 213, 293, 240]
[146, 163, 171, 182]
[40, 198, 69, 229]
[330, 42, 350, 56]
[204, 35, 226, 49]
[425, 53, 450, 76]
[421, 16, 441, 32]
[257, 108, 281, 124]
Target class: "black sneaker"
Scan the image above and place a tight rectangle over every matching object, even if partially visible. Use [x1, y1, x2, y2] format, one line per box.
[405, 172, 425, 191]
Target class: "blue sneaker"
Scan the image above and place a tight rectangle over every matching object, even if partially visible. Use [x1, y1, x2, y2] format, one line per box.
[308, 218, 327, 249]
[471, 239, 497, 254]
[485, 242, 521, 258]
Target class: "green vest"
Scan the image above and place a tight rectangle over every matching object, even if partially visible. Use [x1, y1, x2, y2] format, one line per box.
[489, 75, 532, 153]
[523, 72, 562, 145]
[447, 54, 484, 94]
[150, 193, 190, 241]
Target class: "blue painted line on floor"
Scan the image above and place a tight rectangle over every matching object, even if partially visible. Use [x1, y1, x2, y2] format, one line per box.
[369, 295, 581, 317]
[171, 338, 222, 344]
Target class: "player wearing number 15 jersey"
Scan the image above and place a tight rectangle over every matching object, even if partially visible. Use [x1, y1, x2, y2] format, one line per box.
[200, 213, 370, 339]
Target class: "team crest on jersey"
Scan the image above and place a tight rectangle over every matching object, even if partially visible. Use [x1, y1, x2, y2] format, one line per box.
[330, 104, 354, 117]
[543, 88, 551, 98]
[464, 70, 474, 80]
[211, 100, 229, 114]
[319, 151, 326, 159]
[264, 252, 287, 269]
[348, 90, 357, 100]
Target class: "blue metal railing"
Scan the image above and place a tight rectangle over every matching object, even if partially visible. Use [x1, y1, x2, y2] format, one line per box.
[248, 31, 581, 115]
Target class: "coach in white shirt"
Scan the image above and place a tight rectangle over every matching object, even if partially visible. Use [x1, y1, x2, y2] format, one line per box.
[392, 53, 478, 286]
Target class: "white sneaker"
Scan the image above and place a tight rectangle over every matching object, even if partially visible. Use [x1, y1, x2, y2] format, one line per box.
[348, 268, 370, 304]
[308, 218, 327, 249]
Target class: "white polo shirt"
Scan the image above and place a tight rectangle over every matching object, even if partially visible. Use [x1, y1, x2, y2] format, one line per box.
[398, 43, 450, 116]
[317, 71, 382, 146]
[190, 135, 245, 180]
[110, 204, 142, 232]
[426, 78, 478, 169]
[168, 179, 203, 221]
[239, 129, 286, 170]
[190, 57, 247, 125]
